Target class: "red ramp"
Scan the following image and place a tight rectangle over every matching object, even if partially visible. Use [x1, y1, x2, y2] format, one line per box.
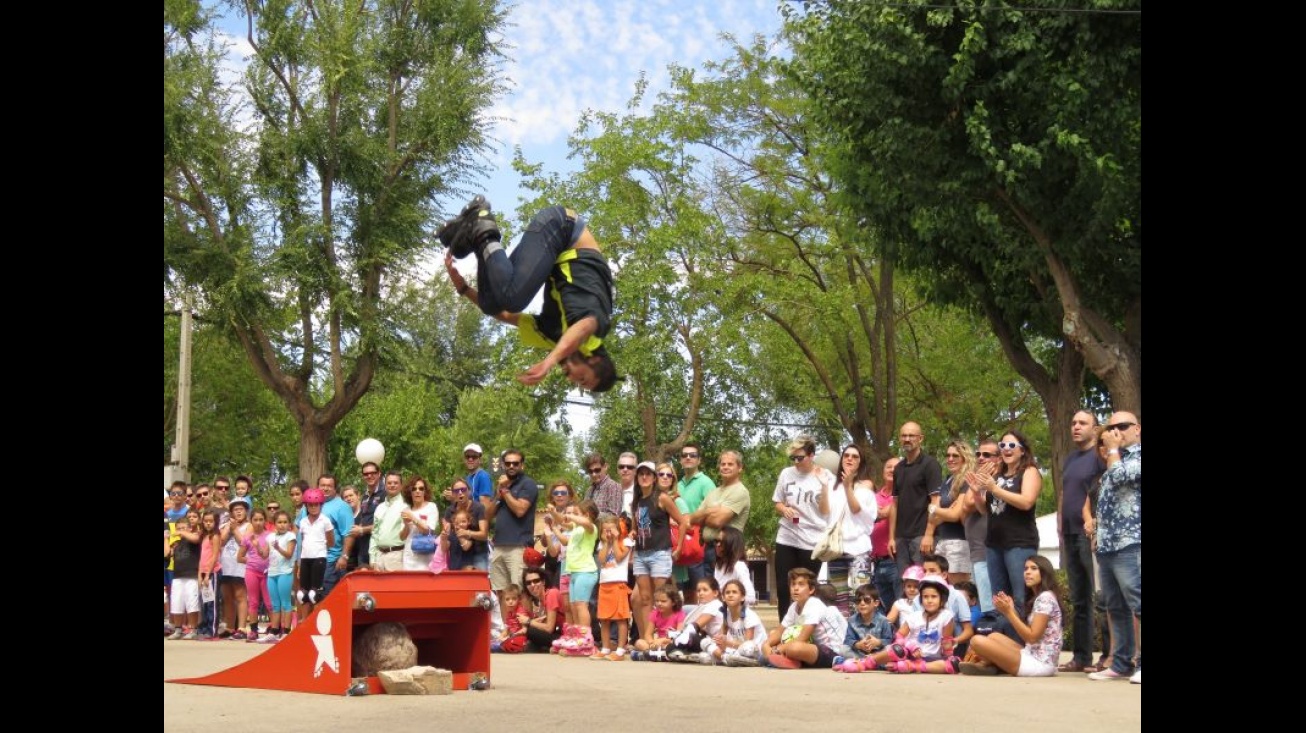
[169, 570, 492, 695]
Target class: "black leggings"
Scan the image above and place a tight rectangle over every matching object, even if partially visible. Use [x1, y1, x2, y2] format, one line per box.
[773, 542, 823, 615]
[299, 557, 327, 597]
[526, 623, 560, 652]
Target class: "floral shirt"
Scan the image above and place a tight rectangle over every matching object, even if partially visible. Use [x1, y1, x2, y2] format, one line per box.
[1096, 443, 1141, 553]
[1026, 591, 1063, 665]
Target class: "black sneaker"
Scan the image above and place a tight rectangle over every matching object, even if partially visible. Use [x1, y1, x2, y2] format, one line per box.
[437, 195, 499, 258]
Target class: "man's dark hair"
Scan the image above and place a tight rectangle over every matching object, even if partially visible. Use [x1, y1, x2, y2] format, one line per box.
[589, 351, 619, 393]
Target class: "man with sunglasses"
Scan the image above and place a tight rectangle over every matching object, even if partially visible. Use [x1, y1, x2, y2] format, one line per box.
[1058, 411, 1106, 673]
[1089, 412, 1142, 685]
[676, 443, 716, 587]
[890, 421, 942, 569]
[484, 449, 539, 627]
[583, 453, 624, 518]
[966, 441, 1000, 614]
[348, 462, 385, 569]
[615, 452, 639, 516]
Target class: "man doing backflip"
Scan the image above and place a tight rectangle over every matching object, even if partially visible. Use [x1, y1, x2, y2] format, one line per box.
[441, 196, 618, 392]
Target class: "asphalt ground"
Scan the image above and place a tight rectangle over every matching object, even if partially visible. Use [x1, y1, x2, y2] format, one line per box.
[164, 631, 1141, 732]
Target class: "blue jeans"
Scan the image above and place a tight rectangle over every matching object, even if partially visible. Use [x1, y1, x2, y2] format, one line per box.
[322, 560, 347, 599]
[872, 556, 899, 615]
[1063, 533, 1096, 664]
[477, 206, 577, 315]
[972, 560, 994, 612]
[1097, 544, 1141, 675]
[985, 546, 1038, 608]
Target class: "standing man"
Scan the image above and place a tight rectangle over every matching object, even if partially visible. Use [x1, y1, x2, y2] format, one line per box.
[677, 442, 716, 586]
[967, 441, 1001, 613]
[890, 421, 941, 569]
[1088, 412, 1142, 685]
[369, 471, 408, 571]
[447, 443, 493, 503]
[583, 453, 624, 518]
[1058, 411, 1105, 673]
[616, 451, 639, 516]
[484, 449, 540, 624]
[315, 474, 355, 598]
[349, 462, 384, 565]
[688, 450, 751, 574]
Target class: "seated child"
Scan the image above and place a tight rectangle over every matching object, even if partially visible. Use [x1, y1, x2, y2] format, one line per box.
[670, 577, 724, 663]
[837, 585, 894, 665]
[704, 579, 767, 666]
[840, 574, 961, 674]
[633, 583, 685, 661]
[761, 568, 843, 669]
[493, 584, 529, 653]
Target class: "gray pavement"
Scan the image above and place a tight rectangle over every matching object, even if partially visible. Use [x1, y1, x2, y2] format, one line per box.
[164, 638, 1141, 732]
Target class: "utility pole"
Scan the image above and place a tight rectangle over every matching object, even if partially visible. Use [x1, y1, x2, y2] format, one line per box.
[164, 301, 193, 490]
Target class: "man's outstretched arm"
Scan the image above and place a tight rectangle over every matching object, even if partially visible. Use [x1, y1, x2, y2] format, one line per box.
[518, 316, 598, 385]
[446, 251, 518, 325]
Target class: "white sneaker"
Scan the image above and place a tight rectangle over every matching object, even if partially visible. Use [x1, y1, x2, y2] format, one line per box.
[1130, 669, 1141, 684]
[699, 652, 720, 665]
[724, 653, 761, 667]
[167, 627, 185, 640]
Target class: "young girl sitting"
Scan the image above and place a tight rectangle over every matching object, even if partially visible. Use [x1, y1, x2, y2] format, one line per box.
[712, 526, 757, 605]
[888, 564, 925, 626]
[962, 555, 1065, 677]
[842, 574, 961, 674]
[494, 584, 529, 653]
[633, 583, 685, 661]
[705, 579, 767, 666]
[670, 577, 723, 663]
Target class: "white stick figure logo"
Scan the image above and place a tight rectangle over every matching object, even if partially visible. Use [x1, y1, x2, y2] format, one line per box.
[311, 610, 340, 677]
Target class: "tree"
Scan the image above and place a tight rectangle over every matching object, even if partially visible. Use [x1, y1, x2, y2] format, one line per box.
[787, 0, 1140, 494]
[164, 0, 508, 482]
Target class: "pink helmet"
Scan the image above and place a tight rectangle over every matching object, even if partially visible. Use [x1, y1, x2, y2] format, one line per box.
[901, 565, 925, 583]
[303, 488, 325, 505]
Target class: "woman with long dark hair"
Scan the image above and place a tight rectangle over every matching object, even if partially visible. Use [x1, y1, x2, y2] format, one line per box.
[820, 444, 878, 617]
[969, 430, 1042, 608]
[962, 555, 1065, 677]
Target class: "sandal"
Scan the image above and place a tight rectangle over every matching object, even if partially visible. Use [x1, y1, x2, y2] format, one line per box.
[1058, 660, 1090, 673]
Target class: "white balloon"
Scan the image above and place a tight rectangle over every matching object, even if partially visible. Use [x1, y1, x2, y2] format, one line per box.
[813, 448, 840, 473]
[356, 438, 385, 466]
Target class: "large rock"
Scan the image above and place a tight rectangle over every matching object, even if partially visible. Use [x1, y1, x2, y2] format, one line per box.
[351, 622, 418, 677]
[377, 666, 453, 695]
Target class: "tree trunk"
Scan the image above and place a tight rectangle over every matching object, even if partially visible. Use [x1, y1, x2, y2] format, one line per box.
[297, 421, 331, 486]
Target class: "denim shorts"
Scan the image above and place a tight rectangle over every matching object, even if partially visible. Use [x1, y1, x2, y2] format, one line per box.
[632, 549, 673, 579]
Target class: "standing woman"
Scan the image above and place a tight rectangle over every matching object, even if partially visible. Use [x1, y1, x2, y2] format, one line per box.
[771, 436, 834, 616]
[870, 457, 900, 614]
[970, 430, 1042, 608]
[656, 462, 691, 594]
[630, 461, 686, 643]
[923, 440, 978, 584]
[821, 444, 878, 617]
[400, 476, 440, 571]
[441, 478, 490, 569]
[540, 481, 576, 624]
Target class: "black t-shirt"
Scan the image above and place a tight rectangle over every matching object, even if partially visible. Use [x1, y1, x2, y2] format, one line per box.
[1060, 449, 1105, 535]
[987, 471, 1040, 549]
[894, 452, 942, 539]
[172, 536, 201, 577]
[522, 249, 614, 352]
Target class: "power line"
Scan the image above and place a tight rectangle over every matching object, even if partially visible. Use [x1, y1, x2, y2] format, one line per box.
[795, 1, 1141, 15]
[561, 398, 831, 431]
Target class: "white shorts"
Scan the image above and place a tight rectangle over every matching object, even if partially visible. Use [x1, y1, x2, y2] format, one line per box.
[1017, 648, 1057, 677]
[935, 539, 973, 574]
[170, 577, 200, 614]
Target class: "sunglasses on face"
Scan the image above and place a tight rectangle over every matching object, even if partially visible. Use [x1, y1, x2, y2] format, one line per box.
[197, 492, 209, 497]
[362, 471, 378, 477]
[452, 487, 468, 495]
[978, 452, 998, 458]
[789, 454, 807, 462]
[1105, 422, 1136, 432]
[503, 461, 522, 467]
[588, 467, 604, 475]
[656, 472, 675, 478]
[215, 486, 230, 491]
[526, 578, 544, 585]
[169, 491, 184, 497]
[681, 452, 699, 459]
[267, 506, 280, 512]
[617, 464, 636, 471]
[998, 442, 1021, 451]
[552, 490, 570, 497]
[464, 453, 481, 459]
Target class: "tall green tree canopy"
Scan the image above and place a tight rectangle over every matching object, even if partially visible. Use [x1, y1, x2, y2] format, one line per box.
[164, 0, 508, 481]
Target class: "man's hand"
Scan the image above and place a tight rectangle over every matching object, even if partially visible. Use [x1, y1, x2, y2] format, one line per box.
[444, 251, 466, 290]
[335, 556, 348, 571]
[517, 358, 556, 385]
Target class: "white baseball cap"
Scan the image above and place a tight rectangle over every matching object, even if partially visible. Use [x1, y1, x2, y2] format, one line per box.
[636, 461, 657, 473]
[463, 443, 483, 456]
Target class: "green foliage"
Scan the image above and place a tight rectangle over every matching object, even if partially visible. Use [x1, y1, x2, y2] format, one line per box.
[164, 1, 509, 477]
